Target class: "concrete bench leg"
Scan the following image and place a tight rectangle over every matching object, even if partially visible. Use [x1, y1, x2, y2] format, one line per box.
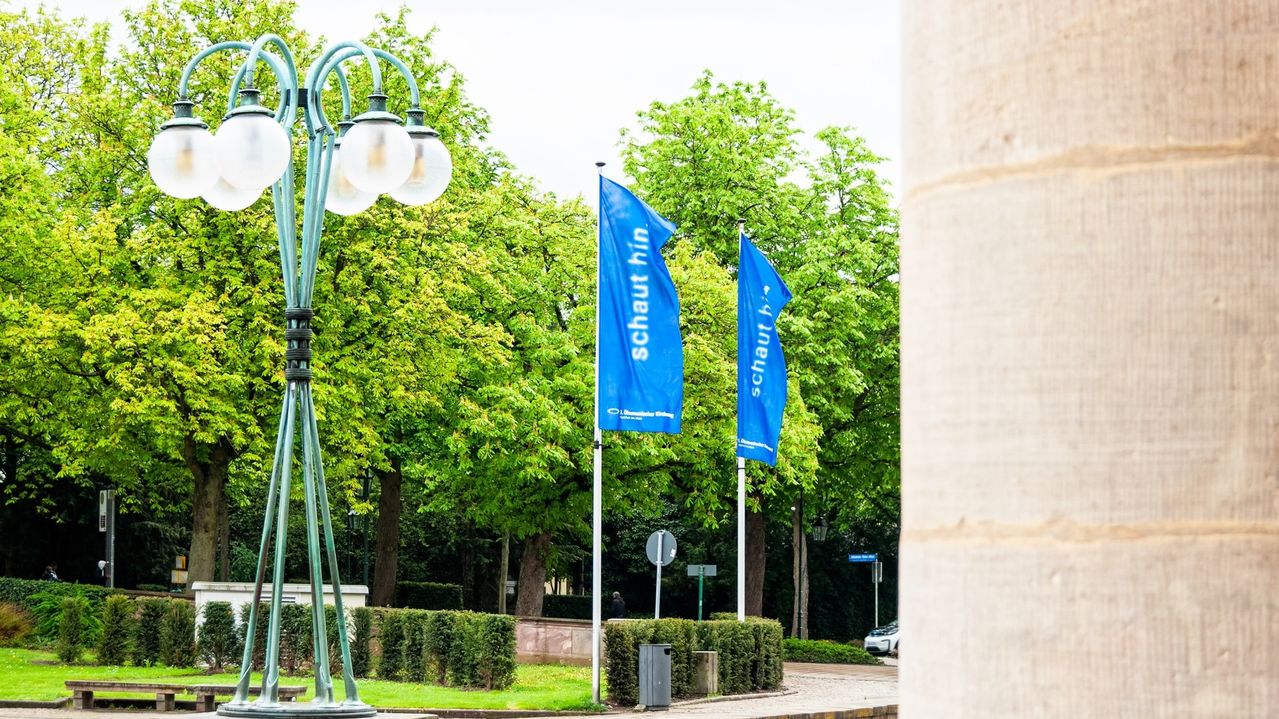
[156, 692, 176, 711]
[195, 694, 215, 712]
[72, 690, 93, 710]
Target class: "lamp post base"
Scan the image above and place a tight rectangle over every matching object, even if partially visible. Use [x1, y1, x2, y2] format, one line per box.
[217, 700, 379, 718]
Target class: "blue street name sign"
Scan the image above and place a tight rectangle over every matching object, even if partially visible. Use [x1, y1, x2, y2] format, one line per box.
[848, 553, 878, 563]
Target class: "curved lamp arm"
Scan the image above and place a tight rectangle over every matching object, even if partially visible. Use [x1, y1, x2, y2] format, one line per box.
[305, 45, 422, 133]
[176, 40, 294, 123]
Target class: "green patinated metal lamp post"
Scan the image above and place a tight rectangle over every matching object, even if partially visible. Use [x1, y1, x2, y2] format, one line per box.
[147, 34, 452, 718]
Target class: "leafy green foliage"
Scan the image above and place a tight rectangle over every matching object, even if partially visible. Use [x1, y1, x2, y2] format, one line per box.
[159, 600, 196, 667]
[96, 595, 135, 665]
[197, 601, 239, 670]
[782, 637, 879, 665]
[396, 582, 462, 610]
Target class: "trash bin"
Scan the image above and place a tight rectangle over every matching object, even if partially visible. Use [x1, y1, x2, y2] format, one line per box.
[638, 643, 672, 708]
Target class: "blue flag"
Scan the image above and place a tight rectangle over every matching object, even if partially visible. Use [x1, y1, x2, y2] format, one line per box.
[597, 176, 683, 433]
[737, 233, 792, 465]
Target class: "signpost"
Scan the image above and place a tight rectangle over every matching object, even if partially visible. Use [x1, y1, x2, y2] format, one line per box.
[686, 564, 718, 621]
[849, 552, 882, 627]
[646, 530, 677, 618]
[98, 489, 115, 588]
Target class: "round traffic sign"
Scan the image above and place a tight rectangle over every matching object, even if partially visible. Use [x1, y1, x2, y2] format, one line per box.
[646, 530, 677, 567]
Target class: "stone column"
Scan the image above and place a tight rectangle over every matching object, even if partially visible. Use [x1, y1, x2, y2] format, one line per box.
[901, 2, 1279, 716]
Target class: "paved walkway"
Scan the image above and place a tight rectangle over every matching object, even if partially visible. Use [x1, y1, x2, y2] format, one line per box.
[517, 662, 899, 719]
[0, 663, 897, 719]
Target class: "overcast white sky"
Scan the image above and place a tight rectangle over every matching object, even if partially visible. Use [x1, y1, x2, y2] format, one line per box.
[14, 0, 901, 202]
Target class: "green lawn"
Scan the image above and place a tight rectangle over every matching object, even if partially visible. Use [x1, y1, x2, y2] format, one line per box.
[0, 648, 599, 711]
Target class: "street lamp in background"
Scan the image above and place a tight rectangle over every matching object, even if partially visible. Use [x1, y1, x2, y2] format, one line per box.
[148, 33, 451, 718]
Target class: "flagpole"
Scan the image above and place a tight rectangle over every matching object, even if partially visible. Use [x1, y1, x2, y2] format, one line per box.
[591, 161, 606, 705]
[736, 218, 747, 622]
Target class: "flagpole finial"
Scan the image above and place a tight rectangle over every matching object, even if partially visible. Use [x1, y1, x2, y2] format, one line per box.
[737, 218, 747, 226]
[595, 161, 606, 172]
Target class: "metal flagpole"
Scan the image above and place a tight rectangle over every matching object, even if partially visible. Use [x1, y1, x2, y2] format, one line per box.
[736, 218, 747, 622]
[591, 161, 606, 705]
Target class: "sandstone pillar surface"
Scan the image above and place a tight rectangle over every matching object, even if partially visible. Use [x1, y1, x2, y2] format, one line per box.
[901, 2, 1279, 716]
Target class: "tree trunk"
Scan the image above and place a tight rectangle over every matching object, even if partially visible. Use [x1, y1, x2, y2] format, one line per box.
[790, 505, 800, 637]
[745, 503, 765, 617]
[800, 532, 809, 639]
[217, 492, 230, 581]
[370, 460, 402, 607]
[184, 437, 230, 584]
[515, 532, 551, 617]
[497, 533, 510, 614]
[902, 2, 1279, 715]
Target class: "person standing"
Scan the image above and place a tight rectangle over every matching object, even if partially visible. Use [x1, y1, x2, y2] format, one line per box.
[41, 564, 59, 582]
[610, 591, 626, 619]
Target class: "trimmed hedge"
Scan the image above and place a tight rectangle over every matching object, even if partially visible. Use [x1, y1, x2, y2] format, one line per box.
[396, 582, 463, 610]
[132, 599, 167, 666]
[542, 594, 592, 620]
[0, 578, 113, 616]
[160, 600, 197, 667]
[97, 595, 134, 665]
[375, 608, 515, 689]
[782, 638, 880, 665]
[605, 617, 784, 706]
[198, 601, 240, 670]
[350, 607, 373, 677]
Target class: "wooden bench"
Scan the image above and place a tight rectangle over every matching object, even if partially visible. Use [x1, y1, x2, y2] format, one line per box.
[189, 684, 307, 712]
[65, 681, 187, 711]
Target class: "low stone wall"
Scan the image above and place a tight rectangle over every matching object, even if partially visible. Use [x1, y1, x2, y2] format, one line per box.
[515, 616, 595, 665]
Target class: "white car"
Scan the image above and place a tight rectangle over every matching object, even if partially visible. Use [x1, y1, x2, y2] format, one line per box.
[863, 620, 899, 655]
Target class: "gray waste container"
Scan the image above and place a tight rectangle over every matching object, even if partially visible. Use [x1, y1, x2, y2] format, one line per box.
[638, 643, 672, 708]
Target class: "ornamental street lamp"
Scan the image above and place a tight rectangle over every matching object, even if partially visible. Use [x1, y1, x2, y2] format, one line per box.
[148, 34, 452, 718]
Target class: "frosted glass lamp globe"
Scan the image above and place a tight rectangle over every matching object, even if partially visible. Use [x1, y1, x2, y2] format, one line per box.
[325, 145, 378, 216]
[147, 125, 219, 199]
[339, 119, 413, 194]
[389, 132, 452, 206]
[203, 177, 262, 211]
[213, 111, 292, 190]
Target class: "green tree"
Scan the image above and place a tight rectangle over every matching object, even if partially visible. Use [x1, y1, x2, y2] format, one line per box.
[621, 72, 899, 618]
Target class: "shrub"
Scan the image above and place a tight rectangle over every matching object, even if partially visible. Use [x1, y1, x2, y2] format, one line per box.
[132, 599, 166, 666]
[159, 600, 197, 667]
[605, 617, 784, 706]
[0, 578, 111, 617]
[0, 602, 34, 647]
[376, 610, 405, 680]
[198, 601, 240, 670]
[423, 609, 456, 684]
[30, 586, 105, 644]
[97, 595, 134, 665]
[469, 613, 516, 690]
[236, 603, 268, 671]
[135, 584, 169, 593]
[401, 610, 428, 682]
[56, 596, 90, 663]
[542, 594, 592, 620]
[396, 582, 462, 610]
[350, 607, 373, 678]
[782, 638, 880, 665]
[279, 604, 311, 674]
